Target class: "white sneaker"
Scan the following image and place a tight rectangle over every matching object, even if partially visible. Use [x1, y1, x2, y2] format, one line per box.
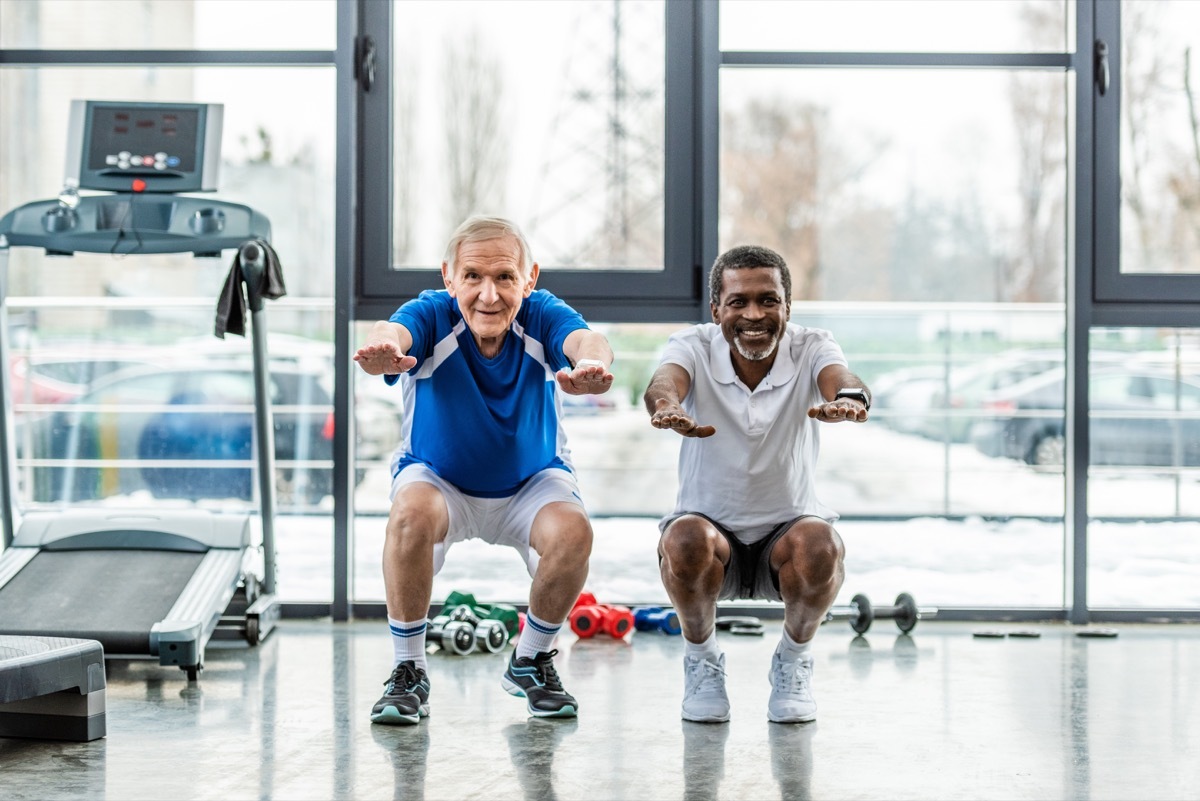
[682, 653, 731, 722]
[767, 651, 816, 723]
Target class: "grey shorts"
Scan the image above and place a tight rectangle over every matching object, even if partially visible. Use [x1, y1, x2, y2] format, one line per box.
[392, 463, 585, 579]
[659, 513, 825, 602]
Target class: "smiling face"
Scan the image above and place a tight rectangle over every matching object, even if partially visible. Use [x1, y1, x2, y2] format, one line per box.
[443, 234, 539, 357]
[712, 266, 790, 364]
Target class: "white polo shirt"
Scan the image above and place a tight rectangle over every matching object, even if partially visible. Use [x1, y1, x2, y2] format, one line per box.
[660, 322, 847, 543]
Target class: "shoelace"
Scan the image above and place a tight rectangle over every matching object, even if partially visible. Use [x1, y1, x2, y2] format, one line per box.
[686, 657, 727, 695]
[773, 656, 812, 695]
[529, 650, 566, 692]
[385, 661, 422, 693]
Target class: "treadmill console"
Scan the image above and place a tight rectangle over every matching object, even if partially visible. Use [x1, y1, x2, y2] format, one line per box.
[65, 100, 223, 194]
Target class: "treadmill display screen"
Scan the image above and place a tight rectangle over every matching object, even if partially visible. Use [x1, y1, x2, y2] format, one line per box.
[86, 106, 200, 173]
[69, 100, 222, 193]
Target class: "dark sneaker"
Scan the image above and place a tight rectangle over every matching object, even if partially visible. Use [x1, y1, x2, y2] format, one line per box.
[370, 661, 430, 725]
[501, 649, 579, 718]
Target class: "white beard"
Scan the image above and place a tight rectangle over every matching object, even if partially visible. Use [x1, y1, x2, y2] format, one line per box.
[734, 332, 778, 361]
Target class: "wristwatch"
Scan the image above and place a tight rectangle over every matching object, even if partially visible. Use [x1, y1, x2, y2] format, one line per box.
[834, 387, 870, 411]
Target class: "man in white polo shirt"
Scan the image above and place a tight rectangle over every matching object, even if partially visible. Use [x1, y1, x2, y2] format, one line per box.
[643, 244, 869, 724]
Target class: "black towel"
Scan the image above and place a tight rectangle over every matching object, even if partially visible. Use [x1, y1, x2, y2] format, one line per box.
[214, 238, 287, 339]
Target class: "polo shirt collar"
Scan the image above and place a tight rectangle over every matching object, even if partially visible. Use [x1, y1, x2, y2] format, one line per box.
[708, 326, 797, 389]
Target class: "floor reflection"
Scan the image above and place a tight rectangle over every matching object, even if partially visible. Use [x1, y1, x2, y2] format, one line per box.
[681, 720, 729, 801]
[371, 723, 431, 801]
[503, 717, 578, 801]
[769, 722, 816, 800]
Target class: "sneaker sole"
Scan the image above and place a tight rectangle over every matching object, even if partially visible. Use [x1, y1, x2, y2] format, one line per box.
[370, 704, 429, 725]
[767, 710, 816, 724]
[682, 709, 730, 723]
[501, 676, 578, 718]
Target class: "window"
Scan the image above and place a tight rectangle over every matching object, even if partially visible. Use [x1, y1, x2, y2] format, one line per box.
[356, 0, 700, 322]
[720, 0, 1072, 53]
[1094, 0, 1200, 304]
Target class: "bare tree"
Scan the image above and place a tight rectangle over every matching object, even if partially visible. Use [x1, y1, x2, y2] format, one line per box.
[1121, 1, 1169, 270]
[1168, 46, 1200, 259]
[393, 51, 417, 265]
[721, 99, 829, 300]
[442, 31, 507, 227]
[1004, 0, 1069, 302]
[1119, 3, 1200, 273]
[722, 97, 898, 301]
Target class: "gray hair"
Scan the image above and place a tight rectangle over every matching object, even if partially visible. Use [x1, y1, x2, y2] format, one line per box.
[709, 244, 792, 305]
[443, 215, 533, 275]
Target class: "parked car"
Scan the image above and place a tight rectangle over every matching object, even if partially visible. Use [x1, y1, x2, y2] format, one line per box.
[873, 349, 1124, 443]
[9, 345, 196, 405]
[921, 350, 1069, 442]
[868, 364, 947, 435]
[19, 360, 401, 505]
[967, 366, 1200, 468]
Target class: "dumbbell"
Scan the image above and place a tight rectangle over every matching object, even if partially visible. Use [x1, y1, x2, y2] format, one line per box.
[633, 607, 682, 635]
[446, 605, 510, 653]
[715, 615, 764, 636]
[443, 590, 522, 638]
[825, 593, 923, 634]
[427, 616, 476, 655]
[569, 592, 634, 639]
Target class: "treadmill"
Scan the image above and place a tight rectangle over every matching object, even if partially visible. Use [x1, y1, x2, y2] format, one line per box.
[0, 100, 281, 681]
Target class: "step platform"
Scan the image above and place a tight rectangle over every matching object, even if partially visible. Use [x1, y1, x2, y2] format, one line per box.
[0, 635, 106, 741]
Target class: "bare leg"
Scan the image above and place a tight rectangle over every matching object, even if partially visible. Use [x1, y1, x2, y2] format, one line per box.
[658, 515, 731, 643]
[383, 482, 450, 621]
[527, 502, 593, 623]
[770, 518, 846, 644]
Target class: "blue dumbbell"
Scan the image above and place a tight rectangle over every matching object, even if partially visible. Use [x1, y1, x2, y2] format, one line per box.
[633, 607, 682, 635]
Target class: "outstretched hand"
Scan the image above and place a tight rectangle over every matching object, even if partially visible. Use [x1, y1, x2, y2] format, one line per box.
[556, 360, 614, 396]
[650, 405, 716, 438]
[807, 399, 869, 423]
[353, 341, 417, 376]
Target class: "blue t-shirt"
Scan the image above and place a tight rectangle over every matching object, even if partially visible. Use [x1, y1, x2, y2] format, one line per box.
[385, 289, 587, 497]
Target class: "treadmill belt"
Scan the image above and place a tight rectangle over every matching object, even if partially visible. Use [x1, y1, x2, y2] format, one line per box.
[0, 550, 207, 655]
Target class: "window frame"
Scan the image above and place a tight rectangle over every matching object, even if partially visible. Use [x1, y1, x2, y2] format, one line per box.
[352, 0, 711, 324]
[1091, 1, 1200, 318]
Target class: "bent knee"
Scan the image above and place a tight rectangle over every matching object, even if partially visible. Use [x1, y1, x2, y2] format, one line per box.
[659, 516, 725, 566]
[386, 485, 447, 545]
[781, 522, 845, 579]
[531, 503, 594, 560]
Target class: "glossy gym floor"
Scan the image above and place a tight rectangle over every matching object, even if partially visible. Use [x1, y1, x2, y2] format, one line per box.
[3, 617, 1199, 800]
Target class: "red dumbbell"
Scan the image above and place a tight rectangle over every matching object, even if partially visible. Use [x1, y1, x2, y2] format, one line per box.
[569, 592, 634, 639]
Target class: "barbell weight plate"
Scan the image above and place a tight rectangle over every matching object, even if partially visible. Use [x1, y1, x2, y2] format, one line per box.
[893, 592, 919, 633]
[849, 593, 874, 634]
[479, 623, 508, 652]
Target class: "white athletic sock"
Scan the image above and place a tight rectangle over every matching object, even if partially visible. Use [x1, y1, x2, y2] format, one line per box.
[776, 626, 813, 662]
[389, 617, 428, 673]
[684, 630, 722, 662]
[516, 611, 561, 660]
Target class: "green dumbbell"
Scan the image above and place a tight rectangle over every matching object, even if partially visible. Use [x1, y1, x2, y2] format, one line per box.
[443, 590, 520, 638]
[480, 604, 521, 638]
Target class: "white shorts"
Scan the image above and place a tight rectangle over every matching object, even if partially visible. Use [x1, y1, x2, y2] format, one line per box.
[390, 464, 586, 578]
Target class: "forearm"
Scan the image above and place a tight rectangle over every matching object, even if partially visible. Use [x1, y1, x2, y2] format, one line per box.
[643, 371, 683, 415]
[817, 365, 870, 402]
[355, 320, 415, 376]
[367, 320, 406, 349]
[564, 328, 614, 368]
